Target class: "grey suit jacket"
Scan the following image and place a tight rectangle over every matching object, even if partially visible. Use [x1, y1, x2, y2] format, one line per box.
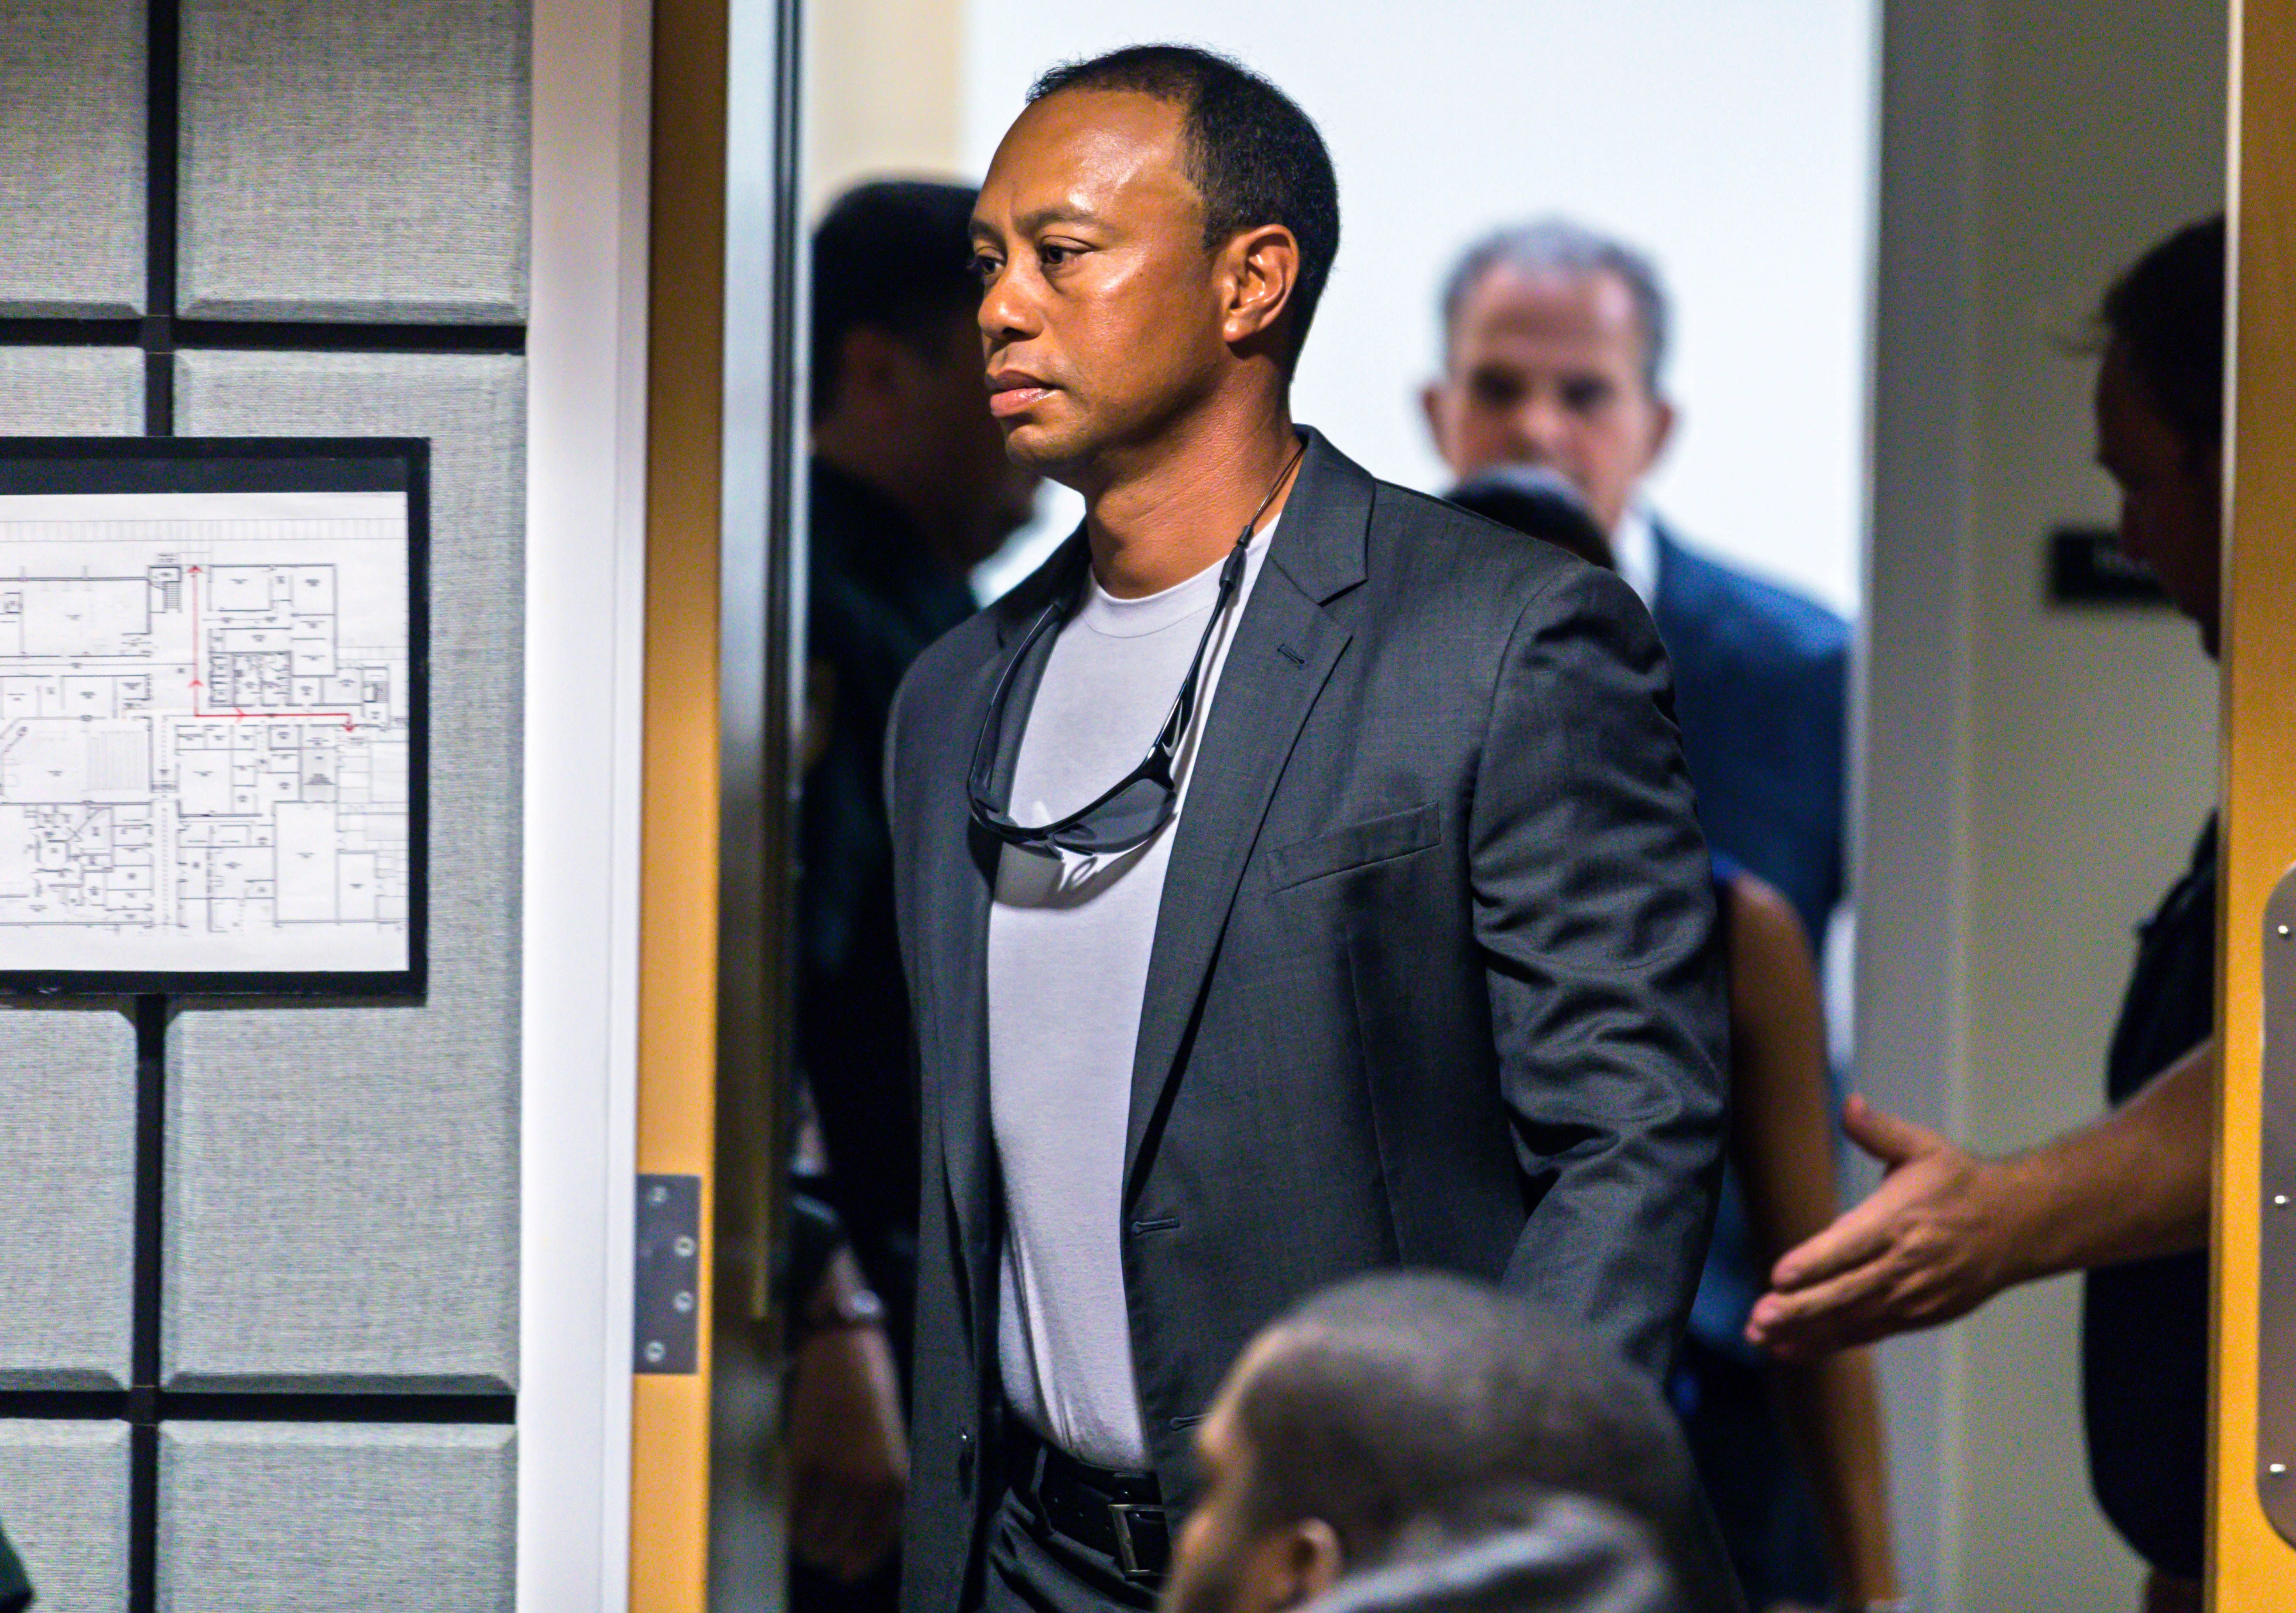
[888, 430, 1728, 1613]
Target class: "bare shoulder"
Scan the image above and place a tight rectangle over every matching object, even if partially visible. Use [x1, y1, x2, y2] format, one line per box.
[1726, 870, 1809, 956]
[1723, 869, 1820, 1012]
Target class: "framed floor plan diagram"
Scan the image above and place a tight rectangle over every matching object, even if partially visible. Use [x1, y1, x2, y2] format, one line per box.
[0, 439, 428, 995]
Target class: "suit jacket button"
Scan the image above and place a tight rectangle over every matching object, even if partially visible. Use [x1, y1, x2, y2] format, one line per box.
[957, 1431, 976, 1491]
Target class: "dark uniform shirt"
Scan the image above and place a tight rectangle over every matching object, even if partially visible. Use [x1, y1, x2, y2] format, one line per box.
[798, 459, 975, 1339]
[2083, 814, 2217, 1580]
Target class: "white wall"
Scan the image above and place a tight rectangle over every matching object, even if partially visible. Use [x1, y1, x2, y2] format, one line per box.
[804, 0, 963, 211]
[962, 0, 1875, 615]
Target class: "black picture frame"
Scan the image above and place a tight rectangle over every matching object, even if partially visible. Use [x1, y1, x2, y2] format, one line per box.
[0, 436, 428, 999]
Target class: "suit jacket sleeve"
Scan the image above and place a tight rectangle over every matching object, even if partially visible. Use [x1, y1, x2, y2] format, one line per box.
[1471, 562, 1728, 1379]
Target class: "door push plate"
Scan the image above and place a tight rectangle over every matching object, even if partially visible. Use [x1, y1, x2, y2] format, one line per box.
[635, 1174, 702, 1374]
[2256, 864, 2296, 1541]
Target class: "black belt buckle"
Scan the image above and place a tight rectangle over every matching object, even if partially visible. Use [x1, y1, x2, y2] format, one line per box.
[1107, 1500, 1169, 1583]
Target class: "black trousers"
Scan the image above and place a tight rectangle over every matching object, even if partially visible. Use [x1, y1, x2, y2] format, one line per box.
[980, 1481, 1160, 1613]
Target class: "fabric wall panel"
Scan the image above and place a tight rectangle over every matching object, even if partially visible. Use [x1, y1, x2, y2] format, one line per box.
[0, 0, 145, 316]
[0, 352, 144, 1393]
[167, 351, 521, 1391]
[0, 347, 145, 436]
[0, 1011, 134, 1390]
[178, 0, 529, 323]
[158, 1422, 514, 1611]
[0, 1421, 130, 1611]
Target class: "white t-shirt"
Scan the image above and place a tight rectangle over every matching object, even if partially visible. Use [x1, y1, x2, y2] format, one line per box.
[986, 519, 1274, 1471]
[1610, 503, 1659, 606]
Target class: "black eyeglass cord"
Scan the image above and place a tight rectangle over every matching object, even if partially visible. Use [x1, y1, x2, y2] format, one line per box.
[966, 436, 1307, 857]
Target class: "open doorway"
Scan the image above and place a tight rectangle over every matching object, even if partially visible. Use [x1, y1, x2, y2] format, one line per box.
[768, 1, 2234, 1610]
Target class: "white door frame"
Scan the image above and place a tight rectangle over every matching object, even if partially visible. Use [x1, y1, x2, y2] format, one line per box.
[520, 0, 653, 1603]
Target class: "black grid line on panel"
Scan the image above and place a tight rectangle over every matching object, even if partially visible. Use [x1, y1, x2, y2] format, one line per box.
[0, 319, 527, 355]
[0, 1390, 516, 1425]
[144, 0, 178, 434]
[0, 0, 526, 1598]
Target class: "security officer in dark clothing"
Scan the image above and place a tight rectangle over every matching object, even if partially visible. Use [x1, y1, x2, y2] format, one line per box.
[788, 178, 1039, 1610]
[1748, 216, 2227, 1613]
[800, 456, 981, 1336]
[2084, 811, 2214, 1584]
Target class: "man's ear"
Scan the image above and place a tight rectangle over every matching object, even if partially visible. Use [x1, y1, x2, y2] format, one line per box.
[1421, 381, 1452, 464]
[1641, 393, 1678, 473]
[1244, 1517, 1344, 1613]
[1221, 224, 1302, 353]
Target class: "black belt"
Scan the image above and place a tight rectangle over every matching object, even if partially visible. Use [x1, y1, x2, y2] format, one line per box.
[1005, 1423, 1171, 1583]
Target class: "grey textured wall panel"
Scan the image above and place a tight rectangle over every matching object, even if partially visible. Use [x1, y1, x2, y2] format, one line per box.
[167, 351, 521, 1391]
[0, 1421, 130, 1611]
[0, 0, 145, 316]
[0, 1009, 134, 1390]
[179, 0, 529, 323]
[0, 351, 141, 1391]
[159, 1422, 514, 1612]
[0, 347, 145, 436]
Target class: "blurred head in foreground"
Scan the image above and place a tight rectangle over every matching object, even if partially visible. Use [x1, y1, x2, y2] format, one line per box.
[1161, 1272, 1732, 1613]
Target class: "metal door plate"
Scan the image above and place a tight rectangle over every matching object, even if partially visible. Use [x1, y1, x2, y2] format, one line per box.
[2255, 864, 2296, 1539]
[635, 1173, 702, 1374]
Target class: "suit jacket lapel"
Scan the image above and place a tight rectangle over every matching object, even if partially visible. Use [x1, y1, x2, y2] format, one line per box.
[926, 651, 997, 1359]
[1122, 430, 1371, 1198]
[933, 535, 1086, 1358]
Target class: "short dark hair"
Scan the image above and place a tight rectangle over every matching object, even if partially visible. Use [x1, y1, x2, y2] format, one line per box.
[1028, 44, 1340, 371]
[810, 179, 980, 423]
[1438, 220, 1670, 389]
[2100, 215, 2226, 450]
[1230, 1273, 1723, 1609]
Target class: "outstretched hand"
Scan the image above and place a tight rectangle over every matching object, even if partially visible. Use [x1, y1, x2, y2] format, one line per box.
[1746, 1094, 2020, 1360]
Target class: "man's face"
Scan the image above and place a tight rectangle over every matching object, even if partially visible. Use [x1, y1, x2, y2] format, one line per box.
[2094, 338, 2222, 654]
[1165, 1397, 1259, 1613]
[970, 89, 1235, 483]
[1422, 265, 1673, 533]
[1163, 1339, 1339, 1613]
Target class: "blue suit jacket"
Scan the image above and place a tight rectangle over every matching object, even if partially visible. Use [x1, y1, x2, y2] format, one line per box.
[1652, 526, 1848, 954]
[1651, 525, 1850, 1356]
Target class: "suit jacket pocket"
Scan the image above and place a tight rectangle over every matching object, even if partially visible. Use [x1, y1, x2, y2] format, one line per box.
[1265, 803, 1442, 891]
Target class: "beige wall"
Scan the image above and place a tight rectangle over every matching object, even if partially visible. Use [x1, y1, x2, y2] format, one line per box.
[803, 0, 965, 214]
[1866, 0, 2226, 1605]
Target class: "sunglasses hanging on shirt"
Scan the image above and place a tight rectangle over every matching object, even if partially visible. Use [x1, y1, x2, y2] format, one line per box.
[966, 438, 1306, 857]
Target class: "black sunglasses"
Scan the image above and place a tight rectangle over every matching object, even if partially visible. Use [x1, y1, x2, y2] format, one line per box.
[967, 535, 1249, 857]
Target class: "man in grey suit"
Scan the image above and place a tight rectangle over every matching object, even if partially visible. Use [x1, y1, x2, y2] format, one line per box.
[887, 45, 1728, 1613]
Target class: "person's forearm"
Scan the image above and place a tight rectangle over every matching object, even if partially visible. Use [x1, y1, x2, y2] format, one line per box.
[1992, 1037, 2214, 1284]
[1774, 1349, 1897, 1605]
